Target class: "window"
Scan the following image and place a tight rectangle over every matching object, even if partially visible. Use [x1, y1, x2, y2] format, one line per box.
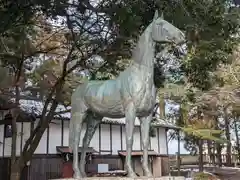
[4, 124, 12, 138]
[3, 112, 13, 138]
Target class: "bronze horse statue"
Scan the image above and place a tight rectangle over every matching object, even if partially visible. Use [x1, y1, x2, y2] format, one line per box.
[69, 10, 185, 178]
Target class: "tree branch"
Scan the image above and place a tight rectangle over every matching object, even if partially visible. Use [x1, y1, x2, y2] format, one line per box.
[0, 46, 60, 62]
[20, 42, 76, 163]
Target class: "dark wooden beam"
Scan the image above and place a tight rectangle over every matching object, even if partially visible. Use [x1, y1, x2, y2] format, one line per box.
[98, 124, 101, 154]
[149, 137, 152, 150]
[120, 125, 123, 150]
[1, 112, 4, 157]
[110, 124, 112, 155]
[61, 118, 64, 146]
[20, 122, 23, 154]
[165, 128, 170, 176]
[46, 125, 50, 154]
[139, 126, 142, 150]
[157, 128, 160, 153]
[165, 128, 169, 155]
[2, 136, 5, 157]
[177, 129, 181, 175]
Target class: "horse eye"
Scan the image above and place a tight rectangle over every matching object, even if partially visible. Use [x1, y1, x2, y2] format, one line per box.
[163, 28, 170, 37]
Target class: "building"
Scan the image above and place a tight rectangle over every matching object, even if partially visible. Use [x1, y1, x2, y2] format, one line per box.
[0, 100, 178, 180]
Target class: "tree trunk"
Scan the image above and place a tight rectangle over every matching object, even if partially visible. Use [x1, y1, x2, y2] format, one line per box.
[177, 130, 181, 176]
[212, 142, 216, 166]
[10, 108, 18, 180]
[159, 94, 165, 119]
[10, 58, 23, 180]
[216, 143, 222, 167]
[11, 74, 65, 178]
[10, 163, 21, 180]
[234, 116, 240, 163]
[198, 139, 204, 172]
[224, 110, 231, 166]
[213, 116, 222, 167]
[8, 44, 73, 179]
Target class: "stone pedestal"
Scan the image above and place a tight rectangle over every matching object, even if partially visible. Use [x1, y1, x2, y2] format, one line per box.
[50, 176, 185, 180]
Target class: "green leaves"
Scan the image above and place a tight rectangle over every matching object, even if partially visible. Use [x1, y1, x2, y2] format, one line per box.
[182, 126, 226, 143]
[0, 66, 14, 90]
[176, 1, 240, 91]
[0, 0, 35, 35]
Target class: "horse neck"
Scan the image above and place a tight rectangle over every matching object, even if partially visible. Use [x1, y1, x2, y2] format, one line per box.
[132, 24, 155, 73]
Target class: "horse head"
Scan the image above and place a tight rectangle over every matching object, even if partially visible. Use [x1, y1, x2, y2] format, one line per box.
[151, 10, 185, 45]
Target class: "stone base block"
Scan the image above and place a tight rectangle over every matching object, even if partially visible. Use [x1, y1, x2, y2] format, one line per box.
[50, 176, 185, 180]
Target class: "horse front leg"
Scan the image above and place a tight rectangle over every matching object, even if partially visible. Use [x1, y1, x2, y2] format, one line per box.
[80, 115, 101, 177]
[140, 115, 153, 177]
[72, 112, 86, 179]
[125, 102, 137, 177]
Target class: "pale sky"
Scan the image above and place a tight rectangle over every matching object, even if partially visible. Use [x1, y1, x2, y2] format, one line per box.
[168, 139, 189, 154]
[164, 102, 190, 154]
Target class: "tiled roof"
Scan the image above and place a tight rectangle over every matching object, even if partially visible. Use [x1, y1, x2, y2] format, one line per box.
[17, 100, 178, 129]
[102, 117, 178, 129]
[19, 99, 70, 116]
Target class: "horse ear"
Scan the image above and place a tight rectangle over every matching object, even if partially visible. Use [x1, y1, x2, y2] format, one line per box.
[161, 12, 164, 19]
[153, 10, 159, 20]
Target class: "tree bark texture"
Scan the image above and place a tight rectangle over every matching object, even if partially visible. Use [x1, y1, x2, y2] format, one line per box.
[224, 110, 231, 166]
[234, 116, 240, 162]
[10, 163, 21, 180]
[198, 139, 204, 172]
[216, 143, 223, 167]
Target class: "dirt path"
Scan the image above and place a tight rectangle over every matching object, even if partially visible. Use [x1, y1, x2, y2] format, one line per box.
[213, 168, 240, 180]
[217, 172, 240, 180]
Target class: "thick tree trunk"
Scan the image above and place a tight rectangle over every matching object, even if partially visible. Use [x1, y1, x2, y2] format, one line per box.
[212, 142, 216, 166]
[213, 116, 222, 167]
[159, 95, 165, 119]
[8, 45, 73, 179]
[10, 164, 21, 180]
[198, 139, 204, 172]
[10, 62, 22, 180]
[11, 76, 65, 179]
[216, 143, 222, 167]
[10, 108, 18, 180]
[224, 111, 231, 166]
[234, 116, 240, 163]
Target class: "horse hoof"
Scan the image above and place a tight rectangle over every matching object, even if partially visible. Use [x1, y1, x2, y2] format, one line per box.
[144, 172, 153, 177]
[127, 172, 137, 178]
[73, 173, 82, 179]
[80, 172, 86, 178]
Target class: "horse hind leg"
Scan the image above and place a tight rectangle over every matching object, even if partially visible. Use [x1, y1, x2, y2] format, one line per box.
[69, 104, 87, 179]
[79, 113, 102, 177]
